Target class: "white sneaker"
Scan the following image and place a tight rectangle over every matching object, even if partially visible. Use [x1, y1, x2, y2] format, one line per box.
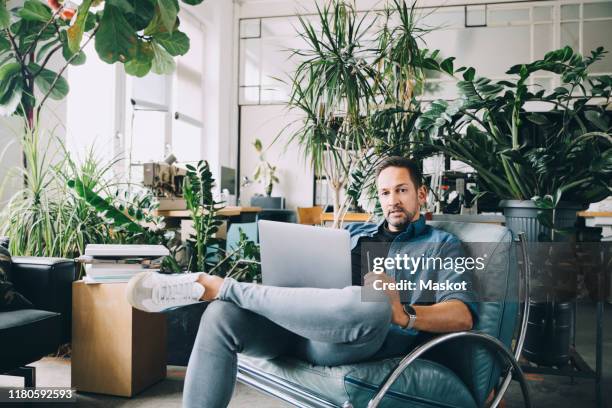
[126, 271, 205, 313]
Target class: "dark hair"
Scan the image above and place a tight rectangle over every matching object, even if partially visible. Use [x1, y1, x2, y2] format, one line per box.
[375, 156, 423, 188]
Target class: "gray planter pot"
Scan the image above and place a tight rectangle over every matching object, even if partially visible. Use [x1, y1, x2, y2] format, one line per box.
[499, 199, 583, 242]
[500, 200, 583, 367]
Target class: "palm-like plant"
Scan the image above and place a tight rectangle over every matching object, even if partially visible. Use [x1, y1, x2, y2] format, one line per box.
[0, 124, 171, 271]
[286, 0, 449, 226]
[287, 0, 378, 227]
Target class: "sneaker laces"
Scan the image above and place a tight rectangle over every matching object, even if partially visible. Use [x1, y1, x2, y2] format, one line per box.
[152, 280, 197, 305]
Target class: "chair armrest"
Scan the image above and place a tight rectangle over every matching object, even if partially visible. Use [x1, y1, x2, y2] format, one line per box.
[367, 331, 531, 408]
[11, 257, 76, 342]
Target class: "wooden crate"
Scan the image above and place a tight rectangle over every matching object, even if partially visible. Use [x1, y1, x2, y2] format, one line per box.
[71, 281, 167, 397]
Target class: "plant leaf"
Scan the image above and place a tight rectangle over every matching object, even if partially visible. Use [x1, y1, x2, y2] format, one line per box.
[67, 0, 94, 54]
[584, 109, 609, 131]
[31, 63, 69, 100]
[123, 0, 155, 31]
[19, 0, 52, 22]
[157, 0, 178, 33]
[0, 0, 10, 29]
[94, 4, 138, 64]
[124, 40, 154, 77]
[463, 67, 475, 81]
[68, 179, 145, 234]
[0, 62, 23, 116]
[153, 30, 189, 56]
[150, 41, 175, 74]
[440, 57, 455, 75]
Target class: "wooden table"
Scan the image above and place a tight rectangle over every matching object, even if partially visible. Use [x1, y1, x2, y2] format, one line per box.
[71, 281, 167, 397]
[320, 212, 373, 223]
[577, 211, 612, 218]
[156, 206, 262, 218]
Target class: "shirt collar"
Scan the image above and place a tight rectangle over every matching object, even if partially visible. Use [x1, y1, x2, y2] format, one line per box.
[377, 214, 427, 240]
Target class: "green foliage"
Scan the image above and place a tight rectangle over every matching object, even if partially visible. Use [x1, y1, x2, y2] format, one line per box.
[225, 229, 261, 282]
[416, 46, 612, 208]
[183, 160, 225, 273]
[0, 130, 260, 280]
[286, 0, 441, 225]
[0, 127, 173, 277]
[0, 0, 204, 122]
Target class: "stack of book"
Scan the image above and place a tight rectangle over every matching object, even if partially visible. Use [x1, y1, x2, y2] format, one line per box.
[77, 244, 170, 284]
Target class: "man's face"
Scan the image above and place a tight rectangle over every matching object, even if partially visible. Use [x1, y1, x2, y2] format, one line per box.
[376, 166, 427, 232]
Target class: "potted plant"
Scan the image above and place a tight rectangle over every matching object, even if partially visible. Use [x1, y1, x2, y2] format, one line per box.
[252, 138, 279, 197]
[416, 46, 611, 368]
[285, 0, 446, 227]
[417, 46, 612, 242]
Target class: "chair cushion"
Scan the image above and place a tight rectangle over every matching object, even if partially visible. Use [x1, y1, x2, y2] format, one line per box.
[239, 355, 477, 408]
[0, 309, 62, 372]
[0, 246, 33, 311]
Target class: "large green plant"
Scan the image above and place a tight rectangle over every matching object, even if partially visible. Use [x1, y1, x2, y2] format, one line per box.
[286, 0, 377, 227]
[416, 46, 612, 210]
[287, 0, 449, 225]
[0, 128, 172, 270]
[0, 0, 202, 127]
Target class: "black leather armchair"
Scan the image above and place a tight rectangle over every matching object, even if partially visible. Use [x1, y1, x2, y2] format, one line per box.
[0, 257, 76, 386]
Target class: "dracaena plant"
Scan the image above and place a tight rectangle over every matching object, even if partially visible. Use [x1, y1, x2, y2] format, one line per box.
[0, 0, 203, 128]
[286, 0, 448, 227]
[416, 46, 612, 211]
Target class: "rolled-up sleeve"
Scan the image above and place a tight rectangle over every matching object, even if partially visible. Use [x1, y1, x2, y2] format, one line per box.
[435, 237, 479, 324]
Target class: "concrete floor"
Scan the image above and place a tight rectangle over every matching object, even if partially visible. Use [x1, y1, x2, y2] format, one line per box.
[0, 359, 289, 408]
[1, 303, 609, 407]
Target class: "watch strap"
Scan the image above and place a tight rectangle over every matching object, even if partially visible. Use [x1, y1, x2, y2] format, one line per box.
[402, 304, 417, 330]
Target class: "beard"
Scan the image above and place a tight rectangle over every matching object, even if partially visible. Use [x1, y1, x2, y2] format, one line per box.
[385, 206, 416, 230]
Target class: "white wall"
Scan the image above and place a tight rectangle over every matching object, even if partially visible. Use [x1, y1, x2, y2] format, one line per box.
[0, 117, 23, 206]
[193, 0, 239, 180]
[0, 50, 68, 207]
[237, 0, 544, 18]
[239, 105, 313, 209]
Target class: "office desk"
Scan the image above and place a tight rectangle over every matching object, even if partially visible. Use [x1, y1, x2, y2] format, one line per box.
[320, 212, 373, 224]
[156, 206, 262, 219]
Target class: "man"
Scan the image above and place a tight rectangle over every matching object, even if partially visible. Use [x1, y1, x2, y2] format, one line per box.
[126, 156, 476, 408]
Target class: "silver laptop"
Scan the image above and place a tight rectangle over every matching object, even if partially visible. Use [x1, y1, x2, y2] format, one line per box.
[258, 220, 352, 288]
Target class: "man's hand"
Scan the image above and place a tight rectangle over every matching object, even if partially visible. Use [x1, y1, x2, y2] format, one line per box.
[364, 272, 400, 304]
[364, 272, 408, 327]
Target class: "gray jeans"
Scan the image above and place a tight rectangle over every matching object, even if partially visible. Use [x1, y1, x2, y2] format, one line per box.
[183, 278, 392, 408]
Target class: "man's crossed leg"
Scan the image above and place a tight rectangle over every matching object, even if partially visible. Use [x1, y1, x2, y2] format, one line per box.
[127, 272, 391, 408]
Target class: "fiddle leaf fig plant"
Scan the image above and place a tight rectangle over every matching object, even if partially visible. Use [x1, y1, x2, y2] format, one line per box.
[0, 0, 203, 127]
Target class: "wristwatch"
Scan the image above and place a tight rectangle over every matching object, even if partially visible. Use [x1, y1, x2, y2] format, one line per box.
[402, 304, 417, 330]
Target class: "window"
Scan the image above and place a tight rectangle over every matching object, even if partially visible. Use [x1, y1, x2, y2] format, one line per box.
[66, 41, 116, 165]
[238, 1, 612, 105]
[126, 11, 205, 184]
[172, 12, 204, 164]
